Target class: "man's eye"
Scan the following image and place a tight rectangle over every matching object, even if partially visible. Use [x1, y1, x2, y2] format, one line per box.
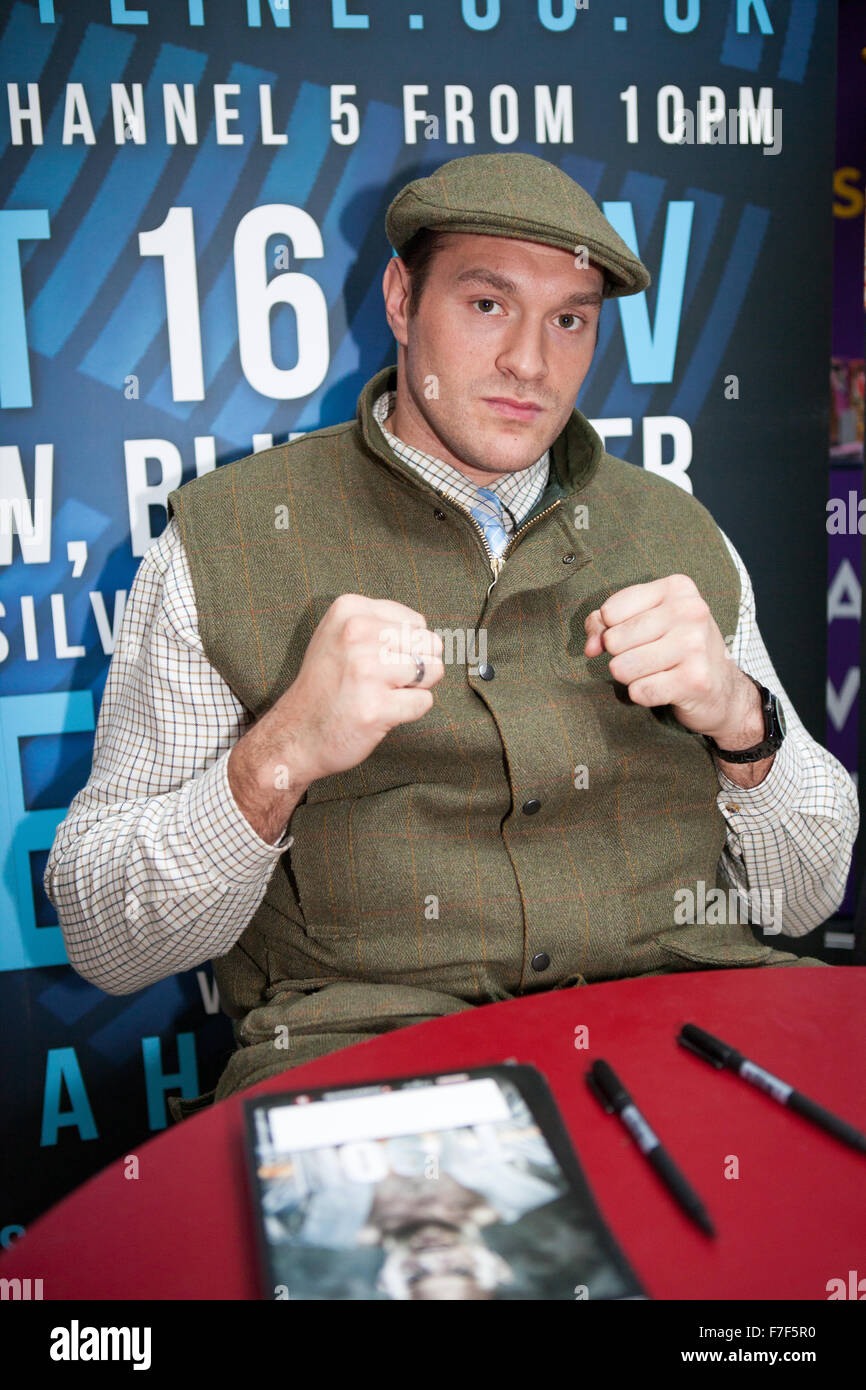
[473, 298, 502, 314]
[557, 314, 583, 331]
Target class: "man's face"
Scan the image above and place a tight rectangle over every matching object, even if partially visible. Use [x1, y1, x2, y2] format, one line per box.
[382, 231, 604, 485]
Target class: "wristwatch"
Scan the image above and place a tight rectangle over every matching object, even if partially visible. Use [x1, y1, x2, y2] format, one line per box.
[702, 676, 787, 763]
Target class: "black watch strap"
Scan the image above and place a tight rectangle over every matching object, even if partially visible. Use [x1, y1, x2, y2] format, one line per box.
[703, 676, 786, 764]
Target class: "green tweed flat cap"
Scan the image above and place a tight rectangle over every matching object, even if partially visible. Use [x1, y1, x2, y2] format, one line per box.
[386, 151, 650, 298]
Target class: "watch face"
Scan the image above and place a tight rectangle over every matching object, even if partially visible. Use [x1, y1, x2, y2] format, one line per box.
[776, 698, 786, 738]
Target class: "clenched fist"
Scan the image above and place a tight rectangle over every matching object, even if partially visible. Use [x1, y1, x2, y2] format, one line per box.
[228, 594, 445, 843]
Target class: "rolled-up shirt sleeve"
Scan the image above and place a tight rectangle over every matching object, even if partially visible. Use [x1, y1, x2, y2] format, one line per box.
[713, 529, 859, 938]
[44, 516, 295, 995]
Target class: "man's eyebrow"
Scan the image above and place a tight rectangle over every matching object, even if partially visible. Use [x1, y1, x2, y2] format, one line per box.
[453, 267, 603, 309]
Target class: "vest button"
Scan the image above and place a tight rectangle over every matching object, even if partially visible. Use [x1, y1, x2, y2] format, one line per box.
[477, 663, 495, 680]
[522, 798, 541, 814]
[433, 508, 447, 520]
[562, 552, 575, 564]
[530, 952, 551, 972]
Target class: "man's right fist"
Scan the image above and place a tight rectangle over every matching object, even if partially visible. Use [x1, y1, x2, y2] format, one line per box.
[270, 594, 445, 784]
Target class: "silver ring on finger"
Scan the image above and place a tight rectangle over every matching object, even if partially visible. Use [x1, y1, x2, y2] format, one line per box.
[410, 653, 425, 685]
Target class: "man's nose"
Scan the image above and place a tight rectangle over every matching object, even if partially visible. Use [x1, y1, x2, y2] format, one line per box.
[495, 317, 549, 380]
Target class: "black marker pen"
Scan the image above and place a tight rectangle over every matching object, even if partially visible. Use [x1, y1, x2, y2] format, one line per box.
[587, 1058, 715, 1237]
[678, 1023, 866, 1155]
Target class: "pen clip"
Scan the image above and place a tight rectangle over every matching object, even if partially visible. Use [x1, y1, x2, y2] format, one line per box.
[677, 1030, 724, 1069]
[585, 1069, 615, 1113]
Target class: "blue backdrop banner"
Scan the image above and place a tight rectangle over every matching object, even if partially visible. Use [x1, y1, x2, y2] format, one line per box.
[0, 0, 838, 1236]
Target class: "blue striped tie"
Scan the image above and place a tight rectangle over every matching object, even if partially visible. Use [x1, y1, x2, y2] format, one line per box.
[469, 486, 511, 559]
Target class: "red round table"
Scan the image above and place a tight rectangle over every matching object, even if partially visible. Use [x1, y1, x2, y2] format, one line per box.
[3, 966, 865, 1300]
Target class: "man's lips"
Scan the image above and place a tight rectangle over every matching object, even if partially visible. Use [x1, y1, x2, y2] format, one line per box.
[483, 397, 543, 420]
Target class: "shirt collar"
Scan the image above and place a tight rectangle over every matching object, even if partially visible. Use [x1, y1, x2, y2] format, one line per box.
[372, 388, 549, 531]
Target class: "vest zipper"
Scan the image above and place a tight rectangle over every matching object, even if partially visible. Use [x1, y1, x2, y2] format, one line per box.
[372, 420, 565, 599]
[471, 498, 563, 599]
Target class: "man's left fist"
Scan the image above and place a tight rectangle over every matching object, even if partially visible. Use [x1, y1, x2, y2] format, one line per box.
[583, 573, 754, 747]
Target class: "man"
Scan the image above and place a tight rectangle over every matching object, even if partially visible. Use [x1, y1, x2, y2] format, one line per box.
[45, 153, 858, 1120]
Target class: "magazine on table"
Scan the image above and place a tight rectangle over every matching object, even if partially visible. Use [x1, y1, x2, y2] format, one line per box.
[243, 1062, 646, 1301]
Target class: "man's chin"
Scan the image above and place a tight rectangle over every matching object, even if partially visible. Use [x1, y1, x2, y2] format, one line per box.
[473, 437, 550, 472]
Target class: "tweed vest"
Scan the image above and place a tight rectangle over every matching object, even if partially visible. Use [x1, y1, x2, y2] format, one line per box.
[167, 366, 808, 1099]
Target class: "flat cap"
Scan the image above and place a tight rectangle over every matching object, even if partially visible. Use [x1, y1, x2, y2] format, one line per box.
[386, 151, 650, 298]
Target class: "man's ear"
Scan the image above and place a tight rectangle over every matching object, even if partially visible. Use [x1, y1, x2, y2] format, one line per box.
[382, 256, 411, 347]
